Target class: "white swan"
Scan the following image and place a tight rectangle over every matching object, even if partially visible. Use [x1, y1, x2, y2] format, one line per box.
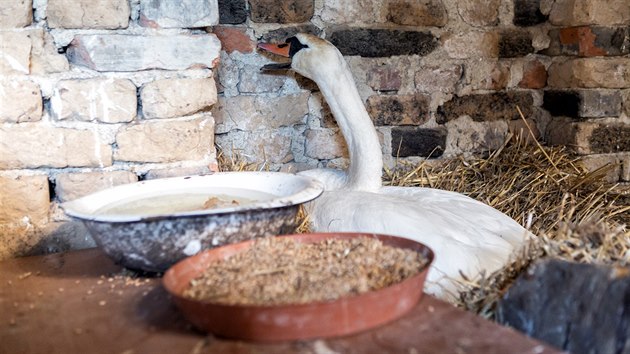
[259, 34, 532, 302]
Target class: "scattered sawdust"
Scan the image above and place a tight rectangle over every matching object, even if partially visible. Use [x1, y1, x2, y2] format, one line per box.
[17, 272, 32, 280]
[183, 237, 429, 305]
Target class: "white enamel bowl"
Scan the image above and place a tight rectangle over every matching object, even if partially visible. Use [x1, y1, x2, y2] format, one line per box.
[61, 172, 323, 272]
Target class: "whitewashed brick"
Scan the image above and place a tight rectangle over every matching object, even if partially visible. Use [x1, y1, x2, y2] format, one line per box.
[215, 129, 294, 164]
[51, 79, 137, 123]
[67, 34, 221, 72]
[0, 0, 32, 28]
[55, 171, 138, 202]
[141, 78, 217, 119]
[0, 175, 49, 226]
[0, 32, 31, 74]
[0, 125, 113, 169]
[114, 116, 215, 163]
[0, 80, 42, 123]
[139, 0, 219, 28]
[319, 0, 381, 24]
[213, 93, 309, 133]
[305, 129, 348, 160]
[144, 166, 215, 180]
[47, 0, 130, 29]
[29, 29, 70, 74]
[238, 65, 287, 93]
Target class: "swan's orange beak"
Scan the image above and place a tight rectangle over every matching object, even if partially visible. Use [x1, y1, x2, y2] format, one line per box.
[257, 43, 291, 57]
[258, 41, 292, 70]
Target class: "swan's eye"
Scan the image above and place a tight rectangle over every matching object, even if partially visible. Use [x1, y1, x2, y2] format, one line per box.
[286, 37, 309, 57]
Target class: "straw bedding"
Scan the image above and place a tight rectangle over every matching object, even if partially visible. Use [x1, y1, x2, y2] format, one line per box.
[216, 129, 629, 318]
[384, 134, 629, 317]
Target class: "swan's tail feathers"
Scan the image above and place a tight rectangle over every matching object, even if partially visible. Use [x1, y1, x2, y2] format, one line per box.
[424, 270, 467, 304]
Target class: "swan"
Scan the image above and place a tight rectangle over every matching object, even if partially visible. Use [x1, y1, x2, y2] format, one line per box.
[258, 33, 532, 302]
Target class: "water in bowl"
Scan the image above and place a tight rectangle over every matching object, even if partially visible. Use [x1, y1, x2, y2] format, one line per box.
[95, 189, 278, 216]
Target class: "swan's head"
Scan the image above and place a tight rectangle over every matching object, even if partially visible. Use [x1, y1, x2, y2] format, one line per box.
[258, 33, 345, 82]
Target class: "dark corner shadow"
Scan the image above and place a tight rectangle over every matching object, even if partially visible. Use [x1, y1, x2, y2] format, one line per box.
[5, 221, 161, 279]
[134, 285, 202, 336]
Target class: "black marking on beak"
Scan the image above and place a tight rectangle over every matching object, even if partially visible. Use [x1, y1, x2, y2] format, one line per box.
[261, 62, 292, 71]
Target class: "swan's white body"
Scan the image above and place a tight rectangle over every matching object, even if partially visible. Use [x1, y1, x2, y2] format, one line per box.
[264, 34, 531, 301]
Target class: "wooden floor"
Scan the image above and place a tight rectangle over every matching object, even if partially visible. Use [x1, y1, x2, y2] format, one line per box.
[0, 248, 561, 354]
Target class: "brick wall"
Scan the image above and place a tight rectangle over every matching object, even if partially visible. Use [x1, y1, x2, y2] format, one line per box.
[0, 0, 221, 258]
[1, 0, 629, 259]
[213, 0, 630, 183]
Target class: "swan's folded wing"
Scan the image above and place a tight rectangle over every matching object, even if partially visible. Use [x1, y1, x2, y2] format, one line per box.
[380, 186, 533, 247]
[305, 189, 528, 300]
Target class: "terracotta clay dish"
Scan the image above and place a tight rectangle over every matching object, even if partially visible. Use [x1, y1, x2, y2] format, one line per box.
[162, 232, 434, 342]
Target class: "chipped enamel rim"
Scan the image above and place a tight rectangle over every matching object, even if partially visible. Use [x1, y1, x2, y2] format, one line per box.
[61, 172, 324, 223]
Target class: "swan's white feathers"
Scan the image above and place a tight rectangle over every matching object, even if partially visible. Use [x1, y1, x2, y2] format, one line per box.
[262, 33, 531, 302]
[297, 169, 347, 191]
[304, 188, 528, 300]
[381, 186, 530, 248]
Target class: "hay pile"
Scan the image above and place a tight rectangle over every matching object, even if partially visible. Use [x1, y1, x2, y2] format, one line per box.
[385, 134, 629, 317]
[216, 132, 629, 318]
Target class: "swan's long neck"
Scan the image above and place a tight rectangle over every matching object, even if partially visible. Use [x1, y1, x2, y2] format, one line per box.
[313, 57, 383, 192]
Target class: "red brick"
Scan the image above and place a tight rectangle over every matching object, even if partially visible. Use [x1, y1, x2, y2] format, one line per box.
[367, 67, 402, 92]
[567, 27, 607, 56]
[519, 60, 547, 89]
[546, 26, 629, 57]
[213, 26, 254, 54]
